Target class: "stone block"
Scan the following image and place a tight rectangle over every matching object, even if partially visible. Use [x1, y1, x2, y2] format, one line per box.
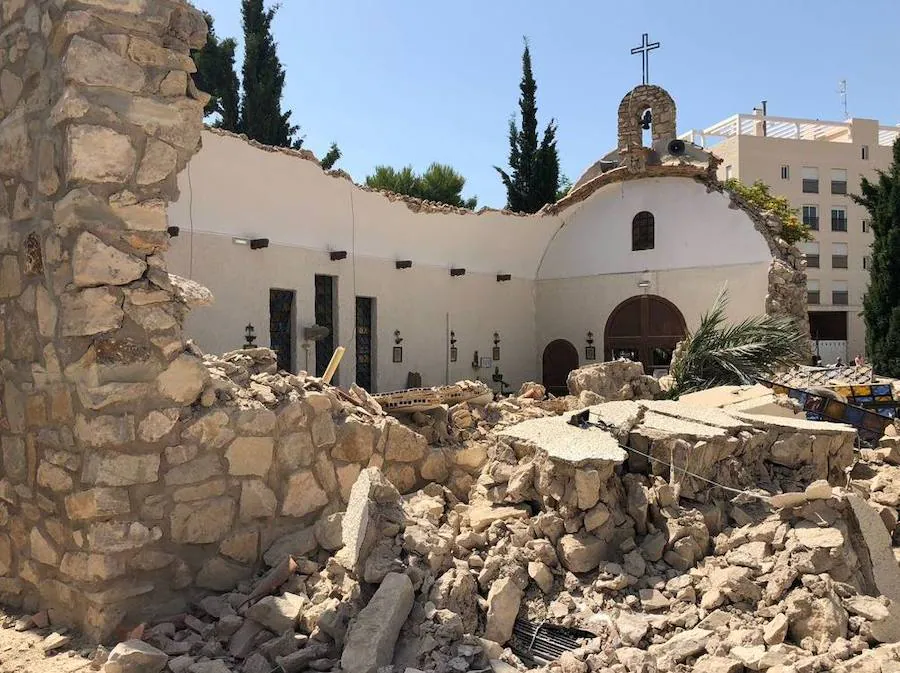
[60, 552, 126, 582]
[557, 533, 607, 573]
[246, 593, 308, 633]
[65, 487, 131, 520]
[575, 468, 601, 510]
[60, 288, 124, 336]
[65, 125, 137, 184]
[239, 479, 277, 520]
[383, 423, 425, 463]
[104, 640, 168, 673]
[82, 451, 159, 486]
[30, 527, 60, 566]
[164, 454, 222, 486]
[63, 36, 146, 91]
[220, 529, 258, 564]
[87, 521, 161, 552]
[1, 436, 27, 483]
[73, 232, 146, 287]
[196, 556, 250, 592]
[341, 573, 414, 673]
[226, 437, 274, 477]
[182, 411, 233, 449]
[263, 527, 318, 567]
[36, 461, 72, 492]
[311, 413, 336, 448]
[281, 471, 328, 518]
[484, 577, 522, 644]
[173, 478, 226, 502]
[170, 497, 235, 544]
[276, 432, 315, 471]
[0, 256, 22, 298]
[157, 355, 208, 405]
[0, 108, 30, 179]
[138, 410, 179, 443]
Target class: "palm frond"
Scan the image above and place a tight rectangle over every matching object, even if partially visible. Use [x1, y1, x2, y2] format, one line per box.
[669, 286, 808, 397]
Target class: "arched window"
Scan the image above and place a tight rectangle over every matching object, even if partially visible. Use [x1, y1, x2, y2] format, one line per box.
[632, 211, 655, 251]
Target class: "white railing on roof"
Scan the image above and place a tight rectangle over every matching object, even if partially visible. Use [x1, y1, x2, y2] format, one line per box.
[680, 114, 900, 149]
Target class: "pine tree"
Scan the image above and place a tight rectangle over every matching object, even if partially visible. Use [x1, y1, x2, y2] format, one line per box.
[239, 0, 298, 148]
[495, 40, 561, 213]
[852, 138, 900, 376]
[192, 12, 240, 131]
[365, 164, 477, 209]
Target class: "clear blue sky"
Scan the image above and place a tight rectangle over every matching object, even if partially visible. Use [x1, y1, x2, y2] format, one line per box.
[193, 0, 900, 209]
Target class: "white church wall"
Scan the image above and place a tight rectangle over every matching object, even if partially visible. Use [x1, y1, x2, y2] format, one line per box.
[166, 232, 538, 392]
[535, 262, 770, 371]
[537, 177, 772, 280]
[168, 131, 560, 278]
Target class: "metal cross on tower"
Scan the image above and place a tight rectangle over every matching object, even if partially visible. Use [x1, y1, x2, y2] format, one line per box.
[631, 33, 660, 85]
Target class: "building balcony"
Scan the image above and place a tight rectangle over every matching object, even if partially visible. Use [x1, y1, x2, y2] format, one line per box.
[831, 218, 848, 232]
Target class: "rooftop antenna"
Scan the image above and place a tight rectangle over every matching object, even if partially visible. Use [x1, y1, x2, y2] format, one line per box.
[838, 80, 848, 119]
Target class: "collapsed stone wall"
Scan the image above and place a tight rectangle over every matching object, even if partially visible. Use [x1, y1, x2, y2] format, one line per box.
[0, 0, 489, 643]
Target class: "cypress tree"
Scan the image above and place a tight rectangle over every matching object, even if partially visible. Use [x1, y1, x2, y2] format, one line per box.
[239, 0, 298, 147]
[191, 12, 240, 131]
[495, 40, 560, 213]
[853, 138, 900, 376]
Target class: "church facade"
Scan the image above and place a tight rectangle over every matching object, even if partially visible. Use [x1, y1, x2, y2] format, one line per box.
[166, 85, 807, 393]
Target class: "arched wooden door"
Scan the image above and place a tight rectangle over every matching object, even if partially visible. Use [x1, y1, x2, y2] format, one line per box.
[542, 339, 579, 397]
[604, 295, 686, 374]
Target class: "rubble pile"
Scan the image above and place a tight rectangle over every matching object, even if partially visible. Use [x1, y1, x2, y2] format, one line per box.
[78, 444, 900, 673]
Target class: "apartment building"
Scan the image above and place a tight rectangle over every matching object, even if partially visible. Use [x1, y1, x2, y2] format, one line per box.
[681, 113, 899, 363]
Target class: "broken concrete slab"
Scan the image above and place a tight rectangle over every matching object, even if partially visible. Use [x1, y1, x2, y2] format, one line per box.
[498, 416, 626, 467]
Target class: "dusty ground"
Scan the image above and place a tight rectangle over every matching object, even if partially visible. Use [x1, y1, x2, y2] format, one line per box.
[0, 610, 94, 673]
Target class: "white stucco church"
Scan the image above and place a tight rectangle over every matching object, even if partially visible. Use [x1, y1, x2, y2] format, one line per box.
[166, 84, 801, 394]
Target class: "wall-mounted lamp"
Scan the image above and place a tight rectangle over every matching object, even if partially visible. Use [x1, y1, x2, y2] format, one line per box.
[585, 331, 596, 361]
[496, 273, 511, 282]
[167, 226, 180, 237]
[393, 330, 403, 363]
[244, 323, 257, 348]
[450, 267, 466, 277]
[492, 331, 501, 361]
[250, 238, 269, 250]
[449, 330, 458, 363]
[471, 350, 480, 369]
[637, 279, 651, 288]
[330, 250, 347, 261]
[395, 260, 413, 269]
[232, 237, 249, 245]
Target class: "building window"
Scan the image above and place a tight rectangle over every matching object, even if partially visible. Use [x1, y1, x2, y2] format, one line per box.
[781, 165, 790, 180]
[863, 255, 870, 270]
[800, 242, 819, 269]
[831, 242, 848, 269]
[725, 165, 733, 180]
[632, 211, 655, 251]
[807, 279, 820, 305]
[802, 205, 819, 230]
[862, 219, 870, 233]
[832, 281, 849, 306]
[830, 168, 848, 195]
[862, 145, 870, 160]
[802, 167, 819, 193]
[831, 207, 847, 232]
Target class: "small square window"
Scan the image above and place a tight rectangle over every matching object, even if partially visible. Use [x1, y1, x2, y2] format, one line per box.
[862, 145, 870, 160]
[781, 165, 790, 180]
[862, 220, 870, 233]
[725, 165, 733, 180]
[863, 256, 870, 270]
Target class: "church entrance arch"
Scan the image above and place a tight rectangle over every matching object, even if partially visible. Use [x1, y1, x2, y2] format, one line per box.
[604, 295, 686, 375]
[542, 339, 579, 397]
